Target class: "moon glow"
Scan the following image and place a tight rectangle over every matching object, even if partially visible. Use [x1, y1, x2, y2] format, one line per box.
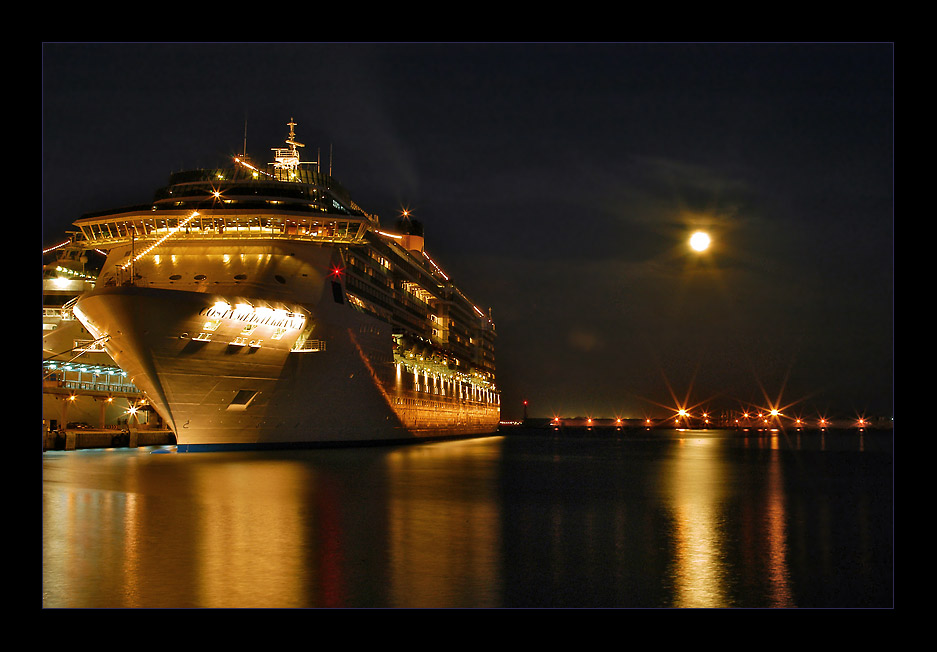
[689, 231, 711, 252]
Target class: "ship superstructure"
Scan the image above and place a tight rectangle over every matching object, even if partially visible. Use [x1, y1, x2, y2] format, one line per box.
[42, 241, 104, 361]
[71, 120, 499, 450]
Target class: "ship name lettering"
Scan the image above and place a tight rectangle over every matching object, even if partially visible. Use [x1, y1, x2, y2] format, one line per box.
[199, 306, 304, 330]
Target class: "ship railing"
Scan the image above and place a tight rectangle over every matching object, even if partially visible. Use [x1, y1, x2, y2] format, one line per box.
[57, 379, 141, 394]
[44, 371, 141, 395]
[43, 359, 138, 392]
[73, 211, 371, 248]
[291, 338, 327, 353]
[43, 307, 75, 320]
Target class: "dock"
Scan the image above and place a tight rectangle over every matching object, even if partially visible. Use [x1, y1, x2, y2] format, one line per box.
[43, 425, 176, 451]
[42, 360, 176, 451]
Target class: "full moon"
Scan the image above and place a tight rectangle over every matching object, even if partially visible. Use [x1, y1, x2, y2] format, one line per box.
[689, 231, 711, 252]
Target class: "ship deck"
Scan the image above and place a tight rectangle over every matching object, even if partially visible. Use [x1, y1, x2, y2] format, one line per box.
[74, 208, 371, 249]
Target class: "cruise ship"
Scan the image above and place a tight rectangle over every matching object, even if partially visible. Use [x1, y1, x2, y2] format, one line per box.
[71, 120, 499, 450]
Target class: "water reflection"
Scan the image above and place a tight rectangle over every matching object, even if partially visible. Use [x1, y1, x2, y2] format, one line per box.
[658, 429, 879, 607]
[384, 439, 502, 607]
[664, 436, 732, 607]
[43, 439, 507, 608]
[43, 430, 892, 608]
[187, 459, 311, 607]
[763, 443, 794, 607]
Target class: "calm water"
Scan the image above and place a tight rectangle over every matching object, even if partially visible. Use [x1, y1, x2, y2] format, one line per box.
[42, 428, 893, 608]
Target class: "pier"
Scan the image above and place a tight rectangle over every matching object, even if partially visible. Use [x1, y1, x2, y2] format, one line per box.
[42, 360, 174, 450]
[504, 414, 893, 434]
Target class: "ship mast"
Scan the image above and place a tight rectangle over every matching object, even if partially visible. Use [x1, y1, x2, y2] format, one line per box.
[272, 118, 306, 172]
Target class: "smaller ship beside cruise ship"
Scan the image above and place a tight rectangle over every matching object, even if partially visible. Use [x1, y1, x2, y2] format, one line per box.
[71, 119, 500, 450]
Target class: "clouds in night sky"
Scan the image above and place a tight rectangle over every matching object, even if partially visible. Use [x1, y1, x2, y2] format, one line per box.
[42, 42, 893, 420]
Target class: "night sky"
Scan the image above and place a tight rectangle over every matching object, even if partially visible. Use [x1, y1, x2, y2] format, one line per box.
[42, 43, 893, 422]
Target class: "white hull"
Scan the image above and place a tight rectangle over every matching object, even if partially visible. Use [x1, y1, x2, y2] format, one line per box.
[74, 240, 499, 450]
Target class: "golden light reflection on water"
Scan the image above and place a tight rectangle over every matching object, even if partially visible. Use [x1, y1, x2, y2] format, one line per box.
[664, 436, 731, 607]
[43, 440, 506, 608]
[188, 460, 310, 607]
[43, 453, 318, 607]
[663, 432, 793, 608]
[43, 432, 888, 607]
[383, 438, 503, 608]
[44, 487, 140, 607]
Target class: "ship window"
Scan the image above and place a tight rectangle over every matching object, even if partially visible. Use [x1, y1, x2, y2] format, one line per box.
[235, 274, 247, 280]
[169, 274, 182, 280]
[275, 275, 286, 284]
[194, 274, 207, 281]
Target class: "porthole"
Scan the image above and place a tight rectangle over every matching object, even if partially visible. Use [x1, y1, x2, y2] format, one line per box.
[234, 274, 247, 280]
[170, 274, 182, 280]
[194, 274, 207, 281]
[274, 275, 286, 284]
